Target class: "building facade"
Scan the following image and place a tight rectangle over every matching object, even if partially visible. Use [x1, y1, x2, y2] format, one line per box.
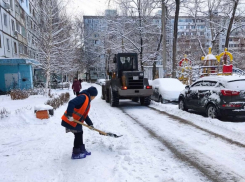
[0, 0, 39, 59]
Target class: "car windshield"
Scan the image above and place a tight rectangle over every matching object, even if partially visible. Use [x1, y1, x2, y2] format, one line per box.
[120, 56, 137, 70]
[227, 79, 245, 90]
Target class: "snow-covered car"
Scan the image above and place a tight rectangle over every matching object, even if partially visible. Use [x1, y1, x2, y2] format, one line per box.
[151, 78, 185, 103]
[95, 79, 106, 85]
[178, 76, 245, 118]
[233, 68, 245, 76]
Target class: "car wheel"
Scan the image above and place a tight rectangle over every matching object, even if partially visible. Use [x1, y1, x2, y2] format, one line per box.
[179, 99, 188, 111]
[158, 96, 162, 103]
[206, 104, 218, 118]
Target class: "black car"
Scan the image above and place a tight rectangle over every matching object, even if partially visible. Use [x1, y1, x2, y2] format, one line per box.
[178, 76, 245, 118]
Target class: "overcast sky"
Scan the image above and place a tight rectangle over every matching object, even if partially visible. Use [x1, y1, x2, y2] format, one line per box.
[65, 0, 117, 17]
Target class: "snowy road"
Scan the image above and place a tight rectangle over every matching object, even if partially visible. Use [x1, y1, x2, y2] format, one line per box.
[119, 103, 245, 181]
[1, 82, 245, 182]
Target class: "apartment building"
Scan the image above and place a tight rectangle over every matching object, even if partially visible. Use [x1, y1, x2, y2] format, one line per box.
[83, 10, 161, 79]
[27, 0, 39, 60]
[84, 15, 107, 80]
[0, 0, 39, 59]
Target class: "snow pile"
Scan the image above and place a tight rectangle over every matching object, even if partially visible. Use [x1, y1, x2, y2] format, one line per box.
[34, 104, 53, 111]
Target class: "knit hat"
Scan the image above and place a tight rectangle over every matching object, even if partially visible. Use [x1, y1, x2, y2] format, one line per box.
[87, 86, 98, 96]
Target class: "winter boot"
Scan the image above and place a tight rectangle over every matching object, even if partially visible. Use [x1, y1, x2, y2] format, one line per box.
[71, 147, 86, 159]
[80, 144, 91, 155]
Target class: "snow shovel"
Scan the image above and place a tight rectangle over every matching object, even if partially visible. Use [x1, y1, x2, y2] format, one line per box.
[73, 119, 122, 138]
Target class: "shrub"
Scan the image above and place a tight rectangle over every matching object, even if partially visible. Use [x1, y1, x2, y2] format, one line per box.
[0, 108, 10, 119]
[29, 88, 46, 96]
[45, 92, 70, 110]
[10, 89, 29, 100]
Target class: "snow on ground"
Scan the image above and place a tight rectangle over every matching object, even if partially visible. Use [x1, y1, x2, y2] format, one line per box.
[150, 101, 245, 143]
[1, 82, 245, 182]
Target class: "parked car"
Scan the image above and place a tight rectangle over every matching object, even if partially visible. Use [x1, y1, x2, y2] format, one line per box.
[178, 76, 245, 118]
[95, 79, 106, 85]
[151, 78, 185, 103]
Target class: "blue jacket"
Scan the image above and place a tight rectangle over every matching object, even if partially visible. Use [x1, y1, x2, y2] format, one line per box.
[61, 90, 93, 131]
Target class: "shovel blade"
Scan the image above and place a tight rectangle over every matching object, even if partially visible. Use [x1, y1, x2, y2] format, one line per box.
[106, 133, 123, 138]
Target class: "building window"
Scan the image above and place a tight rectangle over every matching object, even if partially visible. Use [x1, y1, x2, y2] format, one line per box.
[16, 22, 20, 33]
[4, 14, 8, 27]
[15, 3, 20, 15]
[24, 46, 27, 55]
[21, 26, 26, 37]
[20, 8, 25, 20]
[0, 35, 2, 48]
[11, 20, 15, 32]
[29, 3, 31, 13]
[14, 42, 17, 54]
[7, 39, 10, 51]
[10, 0, 13, 10]
[19, 43, 23, 54]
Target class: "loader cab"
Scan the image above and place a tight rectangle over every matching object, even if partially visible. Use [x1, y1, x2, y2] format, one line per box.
[114, 53, 138, 78]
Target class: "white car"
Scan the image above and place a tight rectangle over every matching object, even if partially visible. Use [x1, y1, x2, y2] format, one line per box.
[151, 78, 185, 103]
[95, 79, 106, 85]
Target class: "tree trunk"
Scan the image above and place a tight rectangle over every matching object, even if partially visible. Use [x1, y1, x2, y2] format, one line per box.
[140, 37, 143, 71]
[225, 0, 239, 50]
[162, 0, 167, 78]
[138, 0, 144, 71]
[153, 1, 166, 79]
[152, 61, 156, 80]
[172, 0, 180, 78]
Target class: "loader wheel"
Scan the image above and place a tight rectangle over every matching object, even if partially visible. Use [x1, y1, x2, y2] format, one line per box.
[140, 96, 151, 106]
[109, 88, 119, 107]
[105, 89, 110, 103]
[101, 86, 105, 100]
[101, 91, 105, 100]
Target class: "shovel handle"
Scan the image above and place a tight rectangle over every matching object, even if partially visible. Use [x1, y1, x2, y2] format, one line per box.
[73, 119, 107, 136]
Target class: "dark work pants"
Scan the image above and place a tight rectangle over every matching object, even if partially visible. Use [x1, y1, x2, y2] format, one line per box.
[74, 131, 83, 148]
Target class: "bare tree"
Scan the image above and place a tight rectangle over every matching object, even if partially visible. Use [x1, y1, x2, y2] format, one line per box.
[113, 0, 160, 71]
[225, 0, 240, 49]
[38, 0, 77, 93]
[172, 0, 180, 78]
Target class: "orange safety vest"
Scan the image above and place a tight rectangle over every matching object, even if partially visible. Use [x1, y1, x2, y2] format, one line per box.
[61, 94, 90, 127]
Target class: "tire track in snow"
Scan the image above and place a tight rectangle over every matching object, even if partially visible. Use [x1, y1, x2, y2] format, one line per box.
[120, 107, 245, 182]
[149, 106, 245, 149]
[89, 97, 211, 182]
